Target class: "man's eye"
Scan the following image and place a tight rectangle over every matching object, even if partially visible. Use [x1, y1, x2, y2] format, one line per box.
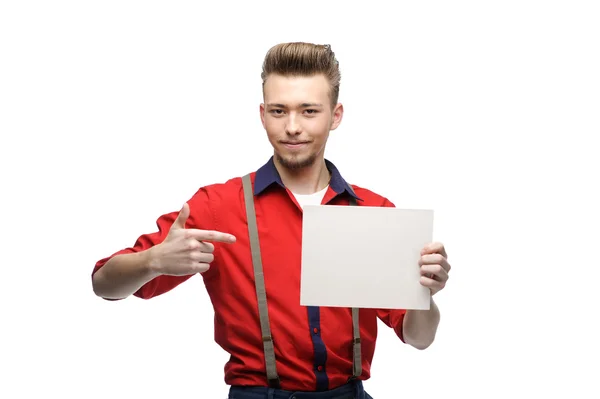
[270, 109, 284, 115]
[305, 109, 317, 114]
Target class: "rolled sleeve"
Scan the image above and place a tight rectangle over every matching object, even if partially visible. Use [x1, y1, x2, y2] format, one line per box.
[376, 309, 407, 343]
[92, 187, 217, 299]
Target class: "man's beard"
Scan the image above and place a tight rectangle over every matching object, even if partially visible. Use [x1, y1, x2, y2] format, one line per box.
[275, 151, 318, 170]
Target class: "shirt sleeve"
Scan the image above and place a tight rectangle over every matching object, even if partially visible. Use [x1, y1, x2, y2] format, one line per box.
[375, 196, 407, 343]
[376, 308, 406, 343]
[92, 186, 217, 300]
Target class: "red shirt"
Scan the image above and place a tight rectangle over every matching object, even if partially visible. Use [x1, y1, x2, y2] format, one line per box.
[93, 157, 406, 392]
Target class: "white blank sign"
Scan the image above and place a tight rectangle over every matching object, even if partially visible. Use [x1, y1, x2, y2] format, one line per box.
[300, 205, 434, 310]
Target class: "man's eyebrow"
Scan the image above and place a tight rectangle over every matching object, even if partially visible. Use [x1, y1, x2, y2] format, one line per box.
[300, 103, 324, 108]
[266, 103, 324, 108]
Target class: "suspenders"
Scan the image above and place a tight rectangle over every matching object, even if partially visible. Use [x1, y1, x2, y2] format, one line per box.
[242, 173, 281, 388]
[241, 173, 362, 389]
[348, 198, 362, 382]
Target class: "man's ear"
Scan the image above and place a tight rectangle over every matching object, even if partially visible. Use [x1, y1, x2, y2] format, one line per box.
[260, 103, 266, 129]
[330, 103, 344, 130]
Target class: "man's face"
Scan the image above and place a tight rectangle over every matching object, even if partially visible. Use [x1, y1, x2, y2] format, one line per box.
[260, 73, 343, 170]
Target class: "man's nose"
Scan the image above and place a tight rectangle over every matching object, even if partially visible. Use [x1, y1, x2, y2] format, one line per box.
[285, 115, 301, 135]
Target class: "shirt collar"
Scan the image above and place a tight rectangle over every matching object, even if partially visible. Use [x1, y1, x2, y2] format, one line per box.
[254, 156, 362, 201]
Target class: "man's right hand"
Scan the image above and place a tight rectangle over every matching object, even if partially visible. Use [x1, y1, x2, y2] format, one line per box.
[148, 203, 236, 276]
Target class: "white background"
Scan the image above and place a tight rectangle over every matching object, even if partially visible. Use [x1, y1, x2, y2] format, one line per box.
[1, 1, 599, 398]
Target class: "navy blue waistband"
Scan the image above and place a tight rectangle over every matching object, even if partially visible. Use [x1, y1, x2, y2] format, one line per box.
[228, 380, 364, 399]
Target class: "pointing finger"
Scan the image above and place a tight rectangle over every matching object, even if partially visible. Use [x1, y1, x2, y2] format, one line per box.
[185, 229, 237, 243]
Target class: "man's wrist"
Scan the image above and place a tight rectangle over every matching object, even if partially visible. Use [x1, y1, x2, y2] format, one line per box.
[143, 246, 163, 278]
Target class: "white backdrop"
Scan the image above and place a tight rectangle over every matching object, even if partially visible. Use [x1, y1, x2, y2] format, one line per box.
[1, 1, 599, 398]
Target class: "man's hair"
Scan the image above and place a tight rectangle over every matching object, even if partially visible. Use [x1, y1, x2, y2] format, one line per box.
[261, 42, 341, 108]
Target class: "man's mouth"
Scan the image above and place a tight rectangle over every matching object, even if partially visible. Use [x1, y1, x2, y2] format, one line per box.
[281, 141, 309, 149]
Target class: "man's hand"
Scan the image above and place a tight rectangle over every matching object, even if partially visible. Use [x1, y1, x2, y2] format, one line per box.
[148, 203, 236, 276]
[418, 242, 451, 296]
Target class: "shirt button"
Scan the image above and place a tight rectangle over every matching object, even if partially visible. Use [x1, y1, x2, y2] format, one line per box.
[317, 365, 323, 371]
[313, 328, 318, 334]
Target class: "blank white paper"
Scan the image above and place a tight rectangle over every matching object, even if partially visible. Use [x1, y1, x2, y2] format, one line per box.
[300, 205, 433, 310]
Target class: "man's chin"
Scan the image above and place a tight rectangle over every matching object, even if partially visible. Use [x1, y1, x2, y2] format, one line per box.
[275, 152, 317, 170]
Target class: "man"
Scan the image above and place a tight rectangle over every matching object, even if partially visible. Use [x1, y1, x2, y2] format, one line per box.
[92, 42, 451, 399]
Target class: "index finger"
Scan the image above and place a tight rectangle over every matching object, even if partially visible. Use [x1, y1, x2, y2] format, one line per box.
[185, 229, 237, 243]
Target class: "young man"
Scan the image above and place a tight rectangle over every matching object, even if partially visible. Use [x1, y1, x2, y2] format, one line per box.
[92, 42, 451, 399]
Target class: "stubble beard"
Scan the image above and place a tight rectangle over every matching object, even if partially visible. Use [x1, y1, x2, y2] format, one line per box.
[275, 151, 318, 171]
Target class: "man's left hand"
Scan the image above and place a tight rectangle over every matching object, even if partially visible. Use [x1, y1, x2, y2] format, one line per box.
[419, 242, 451, 296]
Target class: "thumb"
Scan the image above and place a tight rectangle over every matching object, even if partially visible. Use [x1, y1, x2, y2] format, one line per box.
[171, 203, 190, 230]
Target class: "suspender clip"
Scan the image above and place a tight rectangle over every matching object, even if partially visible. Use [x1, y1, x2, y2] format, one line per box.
[262, 335, 273, 343]
[268, 377, 281, 389]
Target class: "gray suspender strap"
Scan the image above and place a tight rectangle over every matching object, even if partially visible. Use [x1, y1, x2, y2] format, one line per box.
[242, 173, 281, 388]
[351, 308, 361, 378]
[242, 173, 362, 387]
[349, 197, 362, 379]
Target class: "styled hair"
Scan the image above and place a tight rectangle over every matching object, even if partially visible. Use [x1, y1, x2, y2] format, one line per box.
[261, 42, 341, 108]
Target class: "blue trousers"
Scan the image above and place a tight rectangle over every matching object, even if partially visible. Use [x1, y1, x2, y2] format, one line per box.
[228, 380, 373, 399]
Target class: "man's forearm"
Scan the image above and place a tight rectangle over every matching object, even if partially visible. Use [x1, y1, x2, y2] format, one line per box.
[402, 297, 440, 350]
[92, 249, 160, 300]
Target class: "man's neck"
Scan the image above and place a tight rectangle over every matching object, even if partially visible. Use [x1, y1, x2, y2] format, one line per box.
[274, 157, 330, 195]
